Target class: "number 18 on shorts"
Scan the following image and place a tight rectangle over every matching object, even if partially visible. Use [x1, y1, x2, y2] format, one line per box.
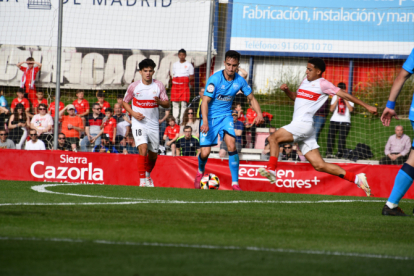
[132, 127, 159, 152]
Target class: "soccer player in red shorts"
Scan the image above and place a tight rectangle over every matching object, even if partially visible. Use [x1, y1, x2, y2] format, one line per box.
[17, 57, 42, 104]
[259, 58, 378, 196]
[123, 59, 170, 187]
[171, 49, 194, 124]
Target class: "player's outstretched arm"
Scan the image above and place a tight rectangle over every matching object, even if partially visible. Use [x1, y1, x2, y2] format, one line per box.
[381, 69, 412, 126]
[335, 90, 378, 115]
[246, 94, 264, 125]
[280, 84, 296, 101]
[200, 96, 211, 133]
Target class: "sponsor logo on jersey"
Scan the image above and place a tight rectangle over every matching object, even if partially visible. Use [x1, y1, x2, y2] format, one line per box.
[296, 89, 321, 101]
[133, 98, 159, 108]
[216, 94, 233, 102]
[207, 84, 215, 93]
[233, 83, 239, 90]
[230, 122, 233, 127]
[221, 85, 225, 89]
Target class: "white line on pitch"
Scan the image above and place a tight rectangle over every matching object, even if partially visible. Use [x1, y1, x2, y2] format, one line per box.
[0, 236, 411, 261]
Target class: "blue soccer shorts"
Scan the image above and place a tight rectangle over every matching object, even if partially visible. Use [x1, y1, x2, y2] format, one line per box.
[200, 115, 236, 147]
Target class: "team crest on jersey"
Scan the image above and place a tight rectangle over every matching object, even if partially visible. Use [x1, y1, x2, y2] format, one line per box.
[230, 122, 233, 127]
[207, 84, 215, 93]
[233, 83, 239, 90]
[221, 85, 225, 89]
[153, 91, 156, 94]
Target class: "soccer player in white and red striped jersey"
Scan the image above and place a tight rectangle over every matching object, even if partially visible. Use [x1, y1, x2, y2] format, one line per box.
[123, 59, 170, 187]
[259, 58, 377, 196]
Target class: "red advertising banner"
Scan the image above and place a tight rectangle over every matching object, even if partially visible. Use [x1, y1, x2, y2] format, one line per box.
[1, 149, 413, 199]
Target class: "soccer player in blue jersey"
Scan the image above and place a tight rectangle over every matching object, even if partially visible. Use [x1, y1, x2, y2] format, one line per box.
[381, 48, 414, 216]
[194, 50, 264, 190]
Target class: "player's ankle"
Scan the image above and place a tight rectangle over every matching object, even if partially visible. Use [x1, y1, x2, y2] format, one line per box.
[386, 201, 398, 209]
[231, 182, 238, 186]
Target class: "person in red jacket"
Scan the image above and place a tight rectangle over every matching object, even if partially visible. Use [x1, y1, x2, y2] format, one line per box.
[16, 57, 42, 104]
[11, 88, 31, 114]
[72, 90, 90, 127]
[96, 91, 111, 114]
[32, 90, 48, 116]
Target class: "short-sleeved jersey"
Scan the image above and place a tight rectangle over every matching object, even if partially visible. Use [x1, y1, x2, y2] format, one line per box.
[61, 115, 84, 138]
[73, 99, 90, 115]
[85, 113, 105, 135]
[176, 136, 199, 156]
[11, 98, 30, 110]
[97, 101, 111, 114]
[0, 96, 8, 109]
[123, 79, 169, 131]
[164, 124, 180, 140]
[103, 117, 117, 140]
[31, 114, 54, 134]
[20, 66, 40, 87]
[49, 101, 65, 117]
[292, 78, 340, 123]
[172, 61, 194, 78]
[204, 71, 252, 119]
[32, 98, 48, 112]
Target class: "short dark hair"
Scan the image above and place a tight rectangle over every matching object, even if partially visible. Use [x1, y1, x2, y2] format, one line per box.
[92, 103, 100, 109]
[101, 134, 109, 141]
[184, 126, 192, 132]
[97, 91, 104, 98]
[308, 58, 326, 73]
[58, 133, 66, 138]
[169, 117, 176, 122]
[38, 103, 47, 110]
[36, 90, 44, 94]
[225, 50, 241, 62]
[76, 90, 84, 94]
[17, 88, 25, 94]
[26, 57, 34, 62]
[337, 82, 346, 90]
[178, 49, 187, 55]
[117, 94, 124, 99]
[138, 59, 156, 71]
[105, 108, 113, 113]
[29, 129, 37, 134]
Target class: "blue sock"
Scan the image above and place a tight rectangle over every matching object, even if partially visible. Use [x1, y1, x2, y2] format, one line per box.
[198, 154, 208, 174]
[228, 150, 239, 183]
[388, 163, 414, 205]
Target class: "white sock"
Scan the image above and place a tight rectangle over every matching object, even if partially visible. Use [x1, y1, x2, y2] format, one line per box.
[140, 178, 146, 185]
[386, 201, 398, 209]
[145, 171, 150, 178]
[354, 175, 359, 184]
[232, 182, 238, 186]
[198, 169, 204, 174]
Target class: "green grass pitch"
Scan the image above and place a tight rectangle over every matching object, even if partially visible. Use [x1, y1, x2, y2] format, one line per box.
[0, 180, 414, 276]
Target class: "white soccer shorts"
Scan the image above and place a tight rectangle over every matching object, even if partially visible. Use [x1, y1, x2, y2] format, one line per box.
[282, 121, 319, 156]
[132, 127, 159, 153]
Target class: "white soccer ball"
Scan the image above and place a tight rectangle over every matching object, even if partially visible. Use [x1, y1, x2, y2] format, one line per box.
[200, 173, 220, 190]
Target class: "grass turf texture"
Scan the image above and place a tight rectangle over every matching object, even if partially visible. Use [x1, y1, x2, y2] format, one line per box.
[1, 180, 414, 275]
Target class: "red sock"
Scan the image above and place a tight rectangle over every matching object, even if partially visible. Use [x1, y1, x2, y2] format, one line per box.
[343, 171, 356, 183]
[267, 156, 278, 171]
[137, 155, 146, 180]
[146, 158, 156, 173]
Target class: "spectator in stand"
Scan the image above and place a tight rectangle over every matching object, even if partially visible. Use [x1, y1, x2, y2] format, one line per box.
[57, 133, 72, 151]
[11, 88, 30, 114]
[219, 111, 244, 158]
[8, 103, 29, 149]
[80, 103, 105, 152]
[116, 94, 127, 114]
[59, 104, 84, 152]
[326, 82, 354, 158]
[176, 126, 200, 156]
[0, 106, 9, 131]
[180, 108, 199, 138]
[16, 57, 42, 103]
[96, 91, 111, 114]
[261, 126, 276, 160]
[245, 100, 269, 148]
[30, 103, 54, 148]
[171, 49, 194, 124]
[113, 103, 131, 152]
[48, 95, 65, 119]
[313, 99, 330, 141]
[123, 132, 139, 155]
[188, 87, 204, 119]
[72, 90, 90, 127]
[31, 90, 48, 116]
[26, 129, 46, 150]
[159, 104, 170, 143]
[93, 134, 118, 153]
[101, 107, 117, 145]
[279, 143, 305, 161]
[0, 87, 9, 110]
[380, 125, 411, 165]
[0, 129, 15, 149]
[163, 117, 180, 156]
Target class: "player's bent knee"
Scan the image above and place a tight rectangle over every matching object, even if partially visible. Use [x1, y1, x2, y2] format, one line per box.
[313, 162, 326, 172]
